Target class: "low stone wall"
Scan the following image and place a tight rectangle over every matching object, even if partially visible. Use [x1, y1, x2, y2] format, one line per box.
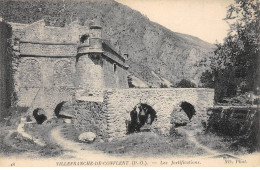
[103, 88, 214, 139]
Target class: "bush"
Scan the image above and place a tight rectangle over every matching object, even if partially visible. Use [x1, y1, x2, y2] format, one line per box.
[160, 83, 168, 88]
[176, 79, 196, 88]
[1, 106, 29, 126]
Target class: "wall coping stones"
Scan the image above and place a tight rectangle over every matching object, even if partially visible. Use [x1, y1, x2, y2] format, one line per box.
[104, 88, 214, 93]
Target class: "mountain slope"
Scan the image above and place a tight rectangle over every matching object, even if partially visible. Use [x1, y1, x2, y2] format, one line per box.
[0, 0, 215, 87]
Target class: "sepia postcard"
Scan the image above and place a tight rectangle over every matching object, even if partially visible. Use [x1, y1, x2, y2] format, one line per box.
[0, 0, 259, 167]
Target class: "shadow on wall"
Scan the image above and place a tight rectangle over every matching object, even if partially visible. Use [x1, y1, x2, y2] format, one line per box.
[126, 103, 157, 134]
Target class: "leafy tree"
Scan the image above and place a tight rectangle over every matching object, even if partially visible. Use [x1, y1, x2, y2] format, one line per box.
[201, 0, 259, 101]
[200, 70, 214, 88]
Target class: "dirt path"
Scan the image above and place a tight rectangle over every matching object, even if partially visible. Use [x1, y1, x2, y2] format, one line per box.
[179, 128, 241, 159]
[50, 125, 107, 160]
[179, 128, 219, 155]
[50, 124, 239, 160]
[17, 121, 45, 146]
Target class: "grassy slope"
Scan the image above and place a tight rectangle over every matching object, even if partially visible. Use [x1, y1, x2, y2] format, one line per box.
[60, 124, 252, 157]
[0, 121, 251, 158]
[196, 132, 250, 155]
[0, 0, 215, 86]
[0, 120, 64, 158]
[91, 132, 205, 157]
[60, 124, 205, 157]
[23, 119, 65, 157]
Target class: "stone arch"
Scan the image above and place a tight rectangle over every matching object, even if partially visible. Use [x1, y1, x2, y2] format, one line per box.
[54, 101, 73, 119]
[54, 101, 66, 117]
[170, 101, 196, 128]
[124, 99, 158, 117]
[19, 59, 42, 88]
[53, 59, 73, 87]
[127, 102, 157, 134]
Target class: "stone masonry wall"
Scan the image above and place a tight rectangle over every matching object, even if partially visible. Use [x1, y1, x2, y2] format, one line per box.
[73, 101, 109, 141]
[103, 57, 128, 89]
[75, 53, 105, 101]
[76, 54, 105, 90]
[103, 88, 214, 139]
[117, 65, 129, 88]
[103, 58, 117, 88]
[19, 43, 77, 57]
[0, 21, 12, 118]
[14, 56, 75, 118]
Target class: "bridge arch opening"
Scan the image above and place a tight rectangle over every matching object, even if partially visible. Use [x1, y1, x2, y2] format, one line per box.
[127, 103, 157, 134]
[180, 101, 196, 120]
[171, 101, 196, 128]
[54, 101, 73, 119]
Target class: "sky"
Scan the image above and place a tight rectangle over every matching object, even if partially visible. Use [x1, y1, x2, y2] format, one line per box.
[116, 0, 234, 44]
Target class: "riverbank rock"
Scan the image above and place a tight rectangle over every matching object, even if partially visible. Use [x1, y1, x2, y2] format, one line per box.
[78, 132, 96, 143]
[64, 119, 72, 124]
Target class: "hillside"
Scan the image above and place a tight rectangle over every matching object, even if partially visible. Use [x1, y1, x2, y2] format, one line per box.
[0, 0, 215, 87]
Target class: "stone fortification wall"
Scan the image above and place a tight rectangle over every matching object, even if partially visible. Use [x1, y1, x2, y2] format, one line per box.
[75, 54, 105, 94]
[103, 57, 128, 89]
[0, 21, 12, 119]
[14, 56, 75, 118]
[19, 42, 77, 57]
[13, 20, 88, 43]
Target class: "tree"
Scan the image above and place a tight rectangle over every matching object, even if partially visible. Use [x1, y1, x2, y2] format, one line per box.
[200, 70, 214, 89]
[201, 0, 259, 101]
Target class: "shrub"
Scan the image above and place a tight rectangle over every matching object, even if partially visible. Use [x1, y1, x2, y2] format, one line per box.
[176, 79, 196, 88]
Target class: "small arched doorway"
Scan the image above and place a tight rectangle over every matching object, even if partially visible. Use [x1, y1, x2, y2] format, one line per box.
[127, 103, 157, 134]
[33, 108, 47, 124]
